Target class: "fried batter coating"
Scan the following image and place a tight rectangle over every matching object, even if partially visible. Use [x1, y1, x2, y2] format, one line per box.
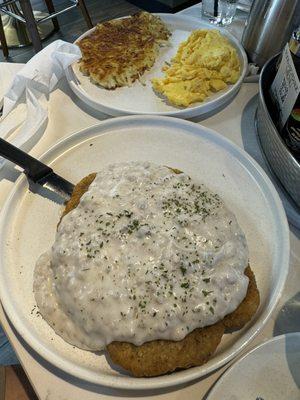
[107, 266, 259, 377]
[107, 322, 224, 377]
[222, 266, 260, 331]
[62, 171, 260, 377]
[62, 173, 96, 218]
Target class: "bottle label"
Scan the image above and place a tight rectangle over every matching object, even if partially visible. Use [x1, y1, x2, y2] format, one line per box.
[270, 44, 300, 128]
[286, 108, 300, 152]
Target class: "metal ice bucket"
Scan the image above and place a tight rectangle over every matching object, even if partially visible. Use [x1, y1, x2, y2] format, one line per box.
[256, 55, 300, 208]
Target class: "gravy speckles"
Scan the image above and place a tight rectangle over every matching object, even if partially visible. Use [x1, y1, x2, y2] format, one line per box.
[34, 162, 249, 350]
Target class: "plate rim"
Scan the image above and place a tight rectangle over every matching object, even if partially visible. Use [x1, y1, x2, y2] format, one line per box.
[206, 332, 300, 399]
[65, 13, 248, 118]
[0, 115, 290, 390]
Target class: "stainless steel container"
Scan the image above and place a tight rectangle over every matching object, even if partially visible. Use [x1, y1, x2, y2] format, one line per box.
[242, 0, 300, 67]
[256, 55, 300, 208]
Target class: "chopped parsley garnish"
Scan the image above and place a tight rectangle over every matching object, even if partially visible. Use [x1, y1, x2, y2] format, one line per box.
[202, 290, 213, 297]
[181, 282, 190, 289]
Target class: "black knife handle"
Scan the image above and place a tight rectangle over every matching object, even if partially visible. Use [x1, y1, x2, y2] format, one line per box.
[0, 137, 53, 183]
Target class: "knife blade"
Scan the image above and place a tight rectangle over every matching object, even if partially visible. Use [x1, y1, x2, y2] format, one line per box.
[0, 138, 74, 200]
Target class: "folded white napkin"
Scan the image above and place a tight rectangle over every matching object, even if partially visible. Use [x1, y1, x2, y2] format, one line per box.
[0, 40, 81, 167]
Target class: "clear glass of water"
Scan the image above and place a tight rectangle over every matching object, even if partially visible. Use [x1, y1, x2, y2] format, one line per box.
[202, 0, 238, 26]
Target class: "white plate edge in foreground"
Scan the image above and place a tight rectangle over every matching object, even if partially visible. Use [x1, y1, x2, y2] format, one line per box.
[0, 116, 289, 390]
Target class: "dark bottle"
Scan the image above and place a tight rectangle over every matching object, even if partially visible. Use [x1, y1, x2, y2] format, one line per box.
[282, 29, 300, 159]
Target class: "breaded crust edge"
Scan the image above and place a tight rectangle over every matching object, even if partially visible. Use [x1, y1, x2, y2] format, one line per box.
[62, 172, 260, 377]
[107, 266, 259, 377]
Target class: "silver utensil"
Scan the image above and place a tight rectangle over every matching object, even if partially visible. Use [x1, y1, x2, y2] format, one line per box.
[0, 138, 74, 200]
[241, 0, 300, 67]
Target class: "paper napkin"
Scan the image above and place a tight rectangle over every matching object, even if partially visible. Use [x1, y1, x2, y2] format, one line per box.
[0, 40, 81, 167]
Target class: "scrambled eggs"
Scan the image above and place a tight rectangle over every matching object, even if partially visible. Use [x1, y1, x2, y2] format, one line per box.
[152, 29, 241, 107]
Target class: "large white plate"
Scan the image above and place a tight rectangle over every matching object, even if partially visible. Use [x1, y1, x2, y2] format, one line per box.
[207, 333, 300, 400]
[66, 14, 248, 118]
[0, 116, 289, 390]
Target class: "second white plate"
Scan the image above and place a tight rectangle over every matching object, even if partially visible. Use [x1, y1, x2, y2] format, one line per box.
[207, 333, 300, 400]
[66, 14, 247, 118]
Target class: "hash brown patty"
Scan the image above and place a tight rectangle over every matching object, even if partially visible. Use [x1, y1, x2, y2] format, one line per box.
[77, 12, 171, 89]
[62, 172, 260, 377]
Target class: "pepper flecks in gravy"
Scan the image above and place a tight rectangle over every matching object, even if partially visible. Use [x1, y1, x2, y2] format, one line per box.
[34, 162, 249, 350]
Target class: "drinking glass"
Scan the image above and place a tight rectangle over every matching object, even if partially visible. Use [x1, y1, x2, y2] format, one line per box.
[202, 0, 238, 26]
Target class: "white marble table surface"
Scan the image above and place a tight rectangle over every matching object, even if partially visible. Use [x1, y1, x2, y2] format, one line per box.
[0, 4, 299, 400]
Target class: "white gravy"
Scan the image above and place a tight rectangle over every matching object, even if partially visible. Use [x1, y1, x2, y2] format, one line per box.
[34, 162, 249, 350]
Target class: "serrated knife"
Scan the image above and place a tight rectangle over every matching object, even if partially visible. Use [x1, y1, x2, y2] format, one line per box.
[0, 138, 74, 200]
